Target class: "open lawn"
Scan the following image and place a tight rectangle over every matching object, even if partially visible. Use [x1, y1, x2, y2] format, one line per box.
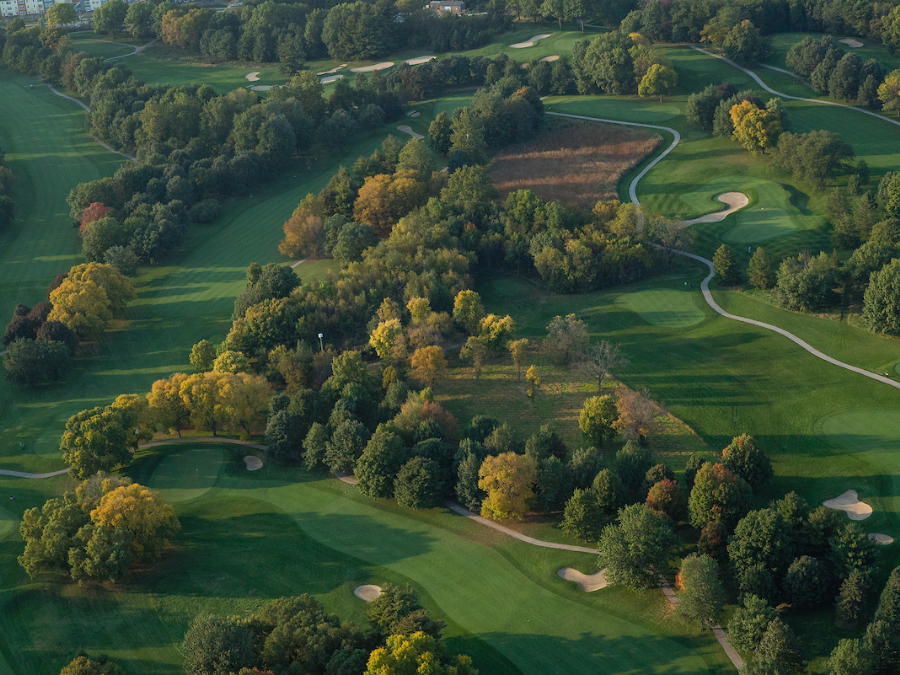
[490, 117, 661, 208]
[74, 42, 138, 59]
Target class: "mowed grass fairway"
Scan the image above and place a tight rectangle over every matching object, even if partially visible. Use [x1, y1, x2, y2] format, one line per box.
[0, 443, 731, 675]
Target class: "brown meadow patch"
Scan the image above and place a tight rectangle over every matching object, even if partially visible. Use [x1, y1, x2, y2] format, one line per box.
[490, 119, 662, 209]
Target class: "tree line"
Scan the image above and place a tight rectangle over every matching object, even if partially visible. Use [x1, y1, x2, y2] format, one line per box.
[0, 146, 13, 231]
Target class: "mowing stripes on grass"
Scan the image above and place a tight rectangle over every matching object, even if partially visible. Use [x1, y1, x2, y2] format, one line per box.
[147, 446, 225, 503]
[615, 288, 706, 328]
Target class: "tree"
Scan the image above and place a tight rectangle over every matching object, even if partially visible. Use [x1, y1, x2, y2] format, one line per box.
[3, 338, 72, 386]
[48, 263, 135, 336]
[783, 555, 829, 608]
[638, 64, 677, 99]
[365, 631, 471, 675]
[279, 196, 325, 258]
[544, 314, 589, 364]
[46, 2, 77, 27]
[836, 568, 869, 629]
[61, 406, 137, 479]
[459, 336, 488, 381]
[394, 457, 443, 510]
[190, 340, 216, 372]
[356, 427, 407, 499]
[90, 484, 180, 562]
[827, 639, 873, 675]
[325, 420, 370, 473]
[525, 365, 540, 406]
[728, 507, 795, 589]
[677, 554, 726, 629]
[478, 452, 538, 521]
[409, 346, 447, 388]
[367, 583, 423, 633]
[60, 653, 123, 675]
[727, 594, 776, 653]
[612, 385, 662, 442]
[689, 463, 752, 529]
[713, 244, 739, 286]
[93, 0, 128, 39]
[576, 340, 628, 391]
[126, 2, 154, 39]
[562, 488, 604, 542]
[615, 440, 653, 498]
[507, 338, 529, 382]
[646, 479, 686, 521]
[265, 409, 306, 464]
[598, 503, 677, 591]
[831, 523, 878, 580]
[873, 565, 900, 630]
[452, 290, 485, 334]
[864, 619, 900, 674]
[147, 373, 190, 437]
[722, 434, 773, 489]
[756, 618, 804, 671]
[182, 614, 257, 675]
[730, 101, 782, 155]
[592, 468, 624, 514]
[578, 395, 618, 446]
[878, 70, 900, 113]
[748, 247, 775, 289]
[427, 112, 452, 155]
[478, 314, 515, 351]
[864, 258, 900, 335]
[723, 20, 767, 65]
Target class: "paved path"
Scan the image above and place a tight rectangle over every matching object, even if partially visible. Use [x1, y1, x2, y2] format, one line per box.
[46, 85, 137, 161]
[75, 38, 158, 61]
[0, 467, 69, 478]
[691, 46, 900, 129]
[546, 110, 900, 392]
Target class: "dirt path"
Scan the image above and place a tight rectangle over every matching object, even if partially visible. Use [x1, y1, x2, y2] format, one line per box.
[546, 110, 900, 392]
[46, 85, 137, 161]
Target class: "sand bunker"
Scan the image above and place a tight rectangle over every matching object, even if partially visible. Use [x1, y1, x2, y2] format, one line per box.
[320, 75, 344, 84]
[354, 584, 382, 601]
[824, 490, 873, 520]
[317, 64, 347, 75]
[397, 125, 424, 140]
[679, 192, 749, 228]
[869, 533, 894, 545]
[245, 72, 260, 82]
[244, 456, 263, 471]
[839, 38, 863, 48]
[250, 85, 274, 91]
[510, 34, 552, 48]
[350, 62, 394, 73]
[557, 567, 607, 592]
[405, 56, 435, 65]
[541, 55, 560, 62]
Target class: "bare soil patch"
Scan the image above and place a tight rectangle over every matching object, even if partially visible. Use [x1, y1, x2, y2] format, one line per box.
[490, 119, 661, 209]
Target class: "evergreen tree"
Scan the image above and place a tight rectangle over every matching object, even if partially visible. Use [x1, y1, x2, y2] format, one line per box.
[835, 568, 869, 629]
[713, 244, 739, 286]
[748, 247, 775, 290]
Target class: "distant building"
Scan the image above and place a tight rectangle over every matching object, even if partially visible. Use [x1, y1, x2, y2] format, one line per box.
[1, 0, 76, 18]
[429, 1, 465, 14]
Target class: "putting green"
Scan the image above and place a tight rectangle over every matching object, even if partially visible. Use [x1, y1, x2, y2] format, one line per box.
[679, 176, 803, 244]
[615, 288, 706, 327]
[147, 445, 225, 503]
[0, 506, 16, 539]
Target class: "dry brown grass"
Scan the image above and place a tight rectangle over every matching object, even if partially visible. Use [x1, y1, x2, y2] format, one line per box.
[490, 118, 662, 209]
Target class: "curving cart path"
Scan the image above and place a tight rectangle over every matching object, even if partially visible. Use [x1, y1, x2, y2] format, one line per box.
[546, 109, 900, 392]
[46, 85, 137, 161]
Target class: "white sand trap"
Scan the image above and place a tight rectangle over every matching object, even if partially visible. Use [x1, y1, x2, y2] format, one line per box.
[245, 71, 260, 82]
[510, 34, 551, 48]
[317, 64, 347, 75]
[541, 55, 560, 62]
[840, 38, 863, 48]
[557, 567, 607, 592]
[397, 125, 424, 140]
[320, 75, 344, 84]
[250, 85, 273, 91]
[410, 111, 420, 117]
[824, 490, 873, 520]
[244, 456, 263, 471]
[405, 56, 435, 65]
[354, 584, 382, 601]
[869, 533, 894, 545]
[350, 62, 394, 73]
[678, 192, 749, 228]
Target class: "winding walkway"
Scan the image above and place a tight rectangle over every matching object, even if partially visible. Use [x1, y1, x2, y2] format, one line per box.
[546, 107, 900, 392]
[46, 85, 137, 161]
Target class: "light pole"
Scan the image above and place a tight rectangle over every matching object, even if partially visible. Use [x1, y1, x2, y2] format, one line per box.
[318, 333, 324, 353]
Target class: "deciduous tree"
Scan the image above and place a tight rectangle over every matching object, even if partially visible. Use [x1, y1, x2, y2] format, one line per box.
[452, 290, 485, 334]
[689, 463, 752, 528]
[410, 346, 447, 388]
[578, 395, 618, 446]
[677, 553, 726, 629]
[598, 503, 677, 590]
[544, 313, 589, 364]
[507, 338, 529, 381]
[727, 594, 776, 653]
[459, 336, 488, 381]
[576, 340, 628, 391]
[562, 488, 604, 542]
[91, 483, 179, 562]
[478, 452, 537, 521]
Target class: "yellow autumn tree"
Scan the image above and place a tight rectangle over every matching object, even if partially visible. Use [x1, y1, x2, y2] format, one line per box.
[353, 174, 394, 235]
[146, 373, 191, 437]
[369, 319, 405, 361]
[729, 100, 782, 155]
[48, 262, 135, 336]
[278, 193, 325, 258]
[478, 452, 538, 521]
[409, 346, 447, 387]
[90, 483, 180, 562]
[217, 371, 272, 439]
[179, 371, 228, 435]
